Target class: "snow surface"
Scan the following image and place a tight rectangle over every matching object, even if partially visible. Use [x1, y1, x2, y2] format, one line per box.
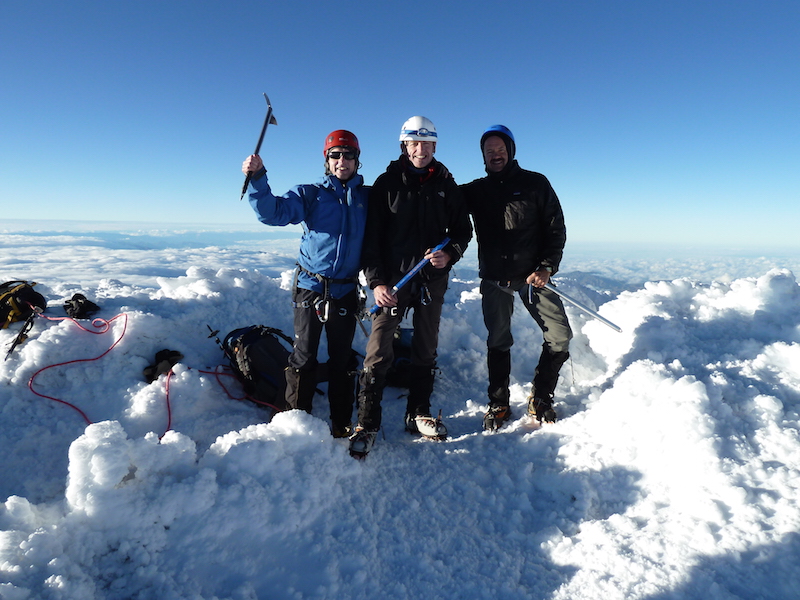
[1, 224, 799, 600]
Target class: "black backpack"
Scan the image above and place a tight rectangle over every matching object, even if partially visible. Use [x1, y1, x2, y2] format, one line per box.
[385, 327, 414, 388]
[1, 281, 47, 329]
[222, 325, 293, 412]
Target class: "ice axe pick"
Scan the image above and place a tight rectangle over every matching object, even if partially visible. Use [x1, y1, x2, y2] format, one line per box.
[240, 92, 278, 200]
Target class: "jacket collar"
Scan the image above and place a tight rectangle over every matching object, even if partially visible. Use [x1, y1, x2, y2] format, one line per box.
[322, 173, 364, 192]
[390, 155, 442, 184]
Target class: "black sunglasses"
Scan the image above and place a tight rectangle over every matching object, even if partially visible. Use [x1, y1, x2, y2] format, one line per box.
[327, 151, 357, 160]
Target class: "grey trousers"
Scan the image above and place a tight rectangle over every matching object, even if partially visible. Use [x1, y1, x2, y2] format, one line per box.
[480, 279, 572, 354]
[480, 278, 572, 404]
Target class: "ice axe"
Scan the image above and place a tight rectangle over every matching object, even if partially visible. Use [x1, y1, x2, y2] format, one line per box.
[4, 311, 37, 361]
[538, 282, 622, 332]
[240, 92, 278, 200]
[369, 237, 451, 315]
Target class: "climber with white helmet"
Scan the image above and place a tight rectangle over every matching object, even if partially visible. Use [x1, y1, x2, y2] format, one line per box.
[349, 116, 472, 458]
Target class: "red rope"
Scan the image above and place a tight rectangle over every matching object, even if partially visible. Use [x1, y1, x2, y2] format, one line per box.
[198, 366, 284, 413]
[26, 312, 280, 439]
[158, 367, 281, 442]
[28, 313, 129, 425]
[28, 312, 178, 439]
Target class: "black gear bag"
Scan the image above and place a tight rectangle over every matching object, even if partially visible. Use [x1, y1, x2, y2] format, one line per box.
[385, 326, 414, 388]
[222, 325, 293, 411]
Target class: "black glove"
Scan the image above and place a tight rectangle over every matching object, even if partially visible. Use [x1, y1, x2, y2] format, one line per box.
[64, 294, 100, 319]
[143, 349, 185, 383]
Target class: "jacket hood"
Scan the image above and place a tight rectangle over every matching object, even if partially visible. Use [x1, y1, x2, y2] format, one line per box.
[486, 158, 521, 180]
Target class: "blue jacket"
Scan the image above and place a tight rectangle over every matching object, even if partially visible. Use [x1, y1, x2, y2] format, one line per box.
[248, 170, 369, 299]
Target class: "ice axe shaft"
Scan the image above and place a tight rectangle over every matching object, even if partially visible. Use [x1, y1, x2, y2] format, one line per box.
[369, 237, 451, 315]
[543, 282, 622, 332]
[4, 312, 37, 361]
[240, 92, 278, 200]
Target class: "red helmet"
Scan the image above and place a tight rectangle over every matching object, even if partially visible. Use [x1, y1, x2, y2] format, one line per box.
[323, 130, 360, 155]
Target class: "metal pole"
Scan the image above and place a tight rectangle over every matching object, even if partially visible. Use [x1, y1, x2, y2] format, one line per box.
[542, 282, 622, 333]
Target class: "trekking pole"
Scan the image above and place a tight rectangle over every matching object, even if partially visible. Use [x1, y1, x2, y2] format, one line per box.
[540, 282, 622, 333]
[240, 92, 278, 200]
[368, 237, 451, 315]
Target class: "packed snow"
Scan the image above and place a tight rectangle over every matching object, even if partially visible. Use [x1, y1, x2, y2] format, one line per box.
[1, 222, 799, 600]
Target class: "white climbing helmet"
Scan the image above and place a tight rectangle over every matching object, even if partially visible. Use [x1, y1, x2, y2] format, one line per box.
[399, 116, 438, 142]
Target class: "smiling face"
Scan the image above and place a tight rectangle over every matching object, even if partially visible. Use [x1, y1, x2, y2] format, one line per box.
[326, 147, 357, 181]
[403, 140, 436, 169]
[482, 135, 509, 173]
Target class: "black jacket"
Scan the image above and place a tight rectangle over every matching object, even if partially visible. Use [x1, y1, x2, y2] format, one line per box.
[362, 156, 472, 289]
[461, 160, 566, 281]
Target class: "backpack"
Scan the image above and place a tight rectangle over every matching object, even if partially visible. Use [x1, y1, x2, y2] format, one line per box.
[222, 325, 293, 412]
[1, 281, 47, 329]
[385, 326, 414, 388]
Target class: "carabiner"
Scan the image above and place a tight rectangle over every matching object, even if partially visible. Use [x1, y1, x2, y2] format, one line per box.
[420, 285, 432, 306]
[315, 298, 330, 323]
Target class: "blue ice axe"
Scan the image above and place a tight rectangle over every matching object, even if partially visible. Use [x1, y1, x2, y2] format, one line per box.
[368, 237, 451, 315]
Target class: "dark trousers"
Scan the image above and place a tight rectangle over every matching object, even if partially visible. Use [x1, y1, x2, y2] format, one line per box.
[357, 276, 447, 430]
[287, 287, 357, 428]
[480, 279, 572, 404]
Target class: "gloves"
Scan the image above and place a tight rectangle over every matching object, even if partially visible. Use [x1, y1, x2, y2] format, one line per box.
[63, 293, 100, 319]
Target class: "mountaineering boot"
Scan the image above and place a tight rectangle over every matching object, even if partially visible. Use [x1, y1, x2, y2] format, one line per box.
[483, 404, 512, 432]
[528, 347, 569, 424]
[331, 422, 353, 439]
[527, 394, 557, 423]
[487, 348, 511, 406]
[404, 411, 448, 440]
[328, 369, 356, 440]
[532, 348, 569, 399]
[348, 427, 377, 459]
[285, 367, 318, 413]
[349, 368, 384, 457]
[355, 368, 385, 433]
[405, 365, 436, 417]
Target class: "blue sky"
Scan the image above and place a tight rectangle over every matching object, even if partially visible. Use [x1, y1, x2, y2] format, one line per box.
[2, 1, 798, 248]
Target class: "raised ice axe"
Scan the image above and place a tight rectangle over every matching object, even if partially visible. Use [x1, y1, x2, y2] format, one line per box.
[240, 92, 278, 200]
